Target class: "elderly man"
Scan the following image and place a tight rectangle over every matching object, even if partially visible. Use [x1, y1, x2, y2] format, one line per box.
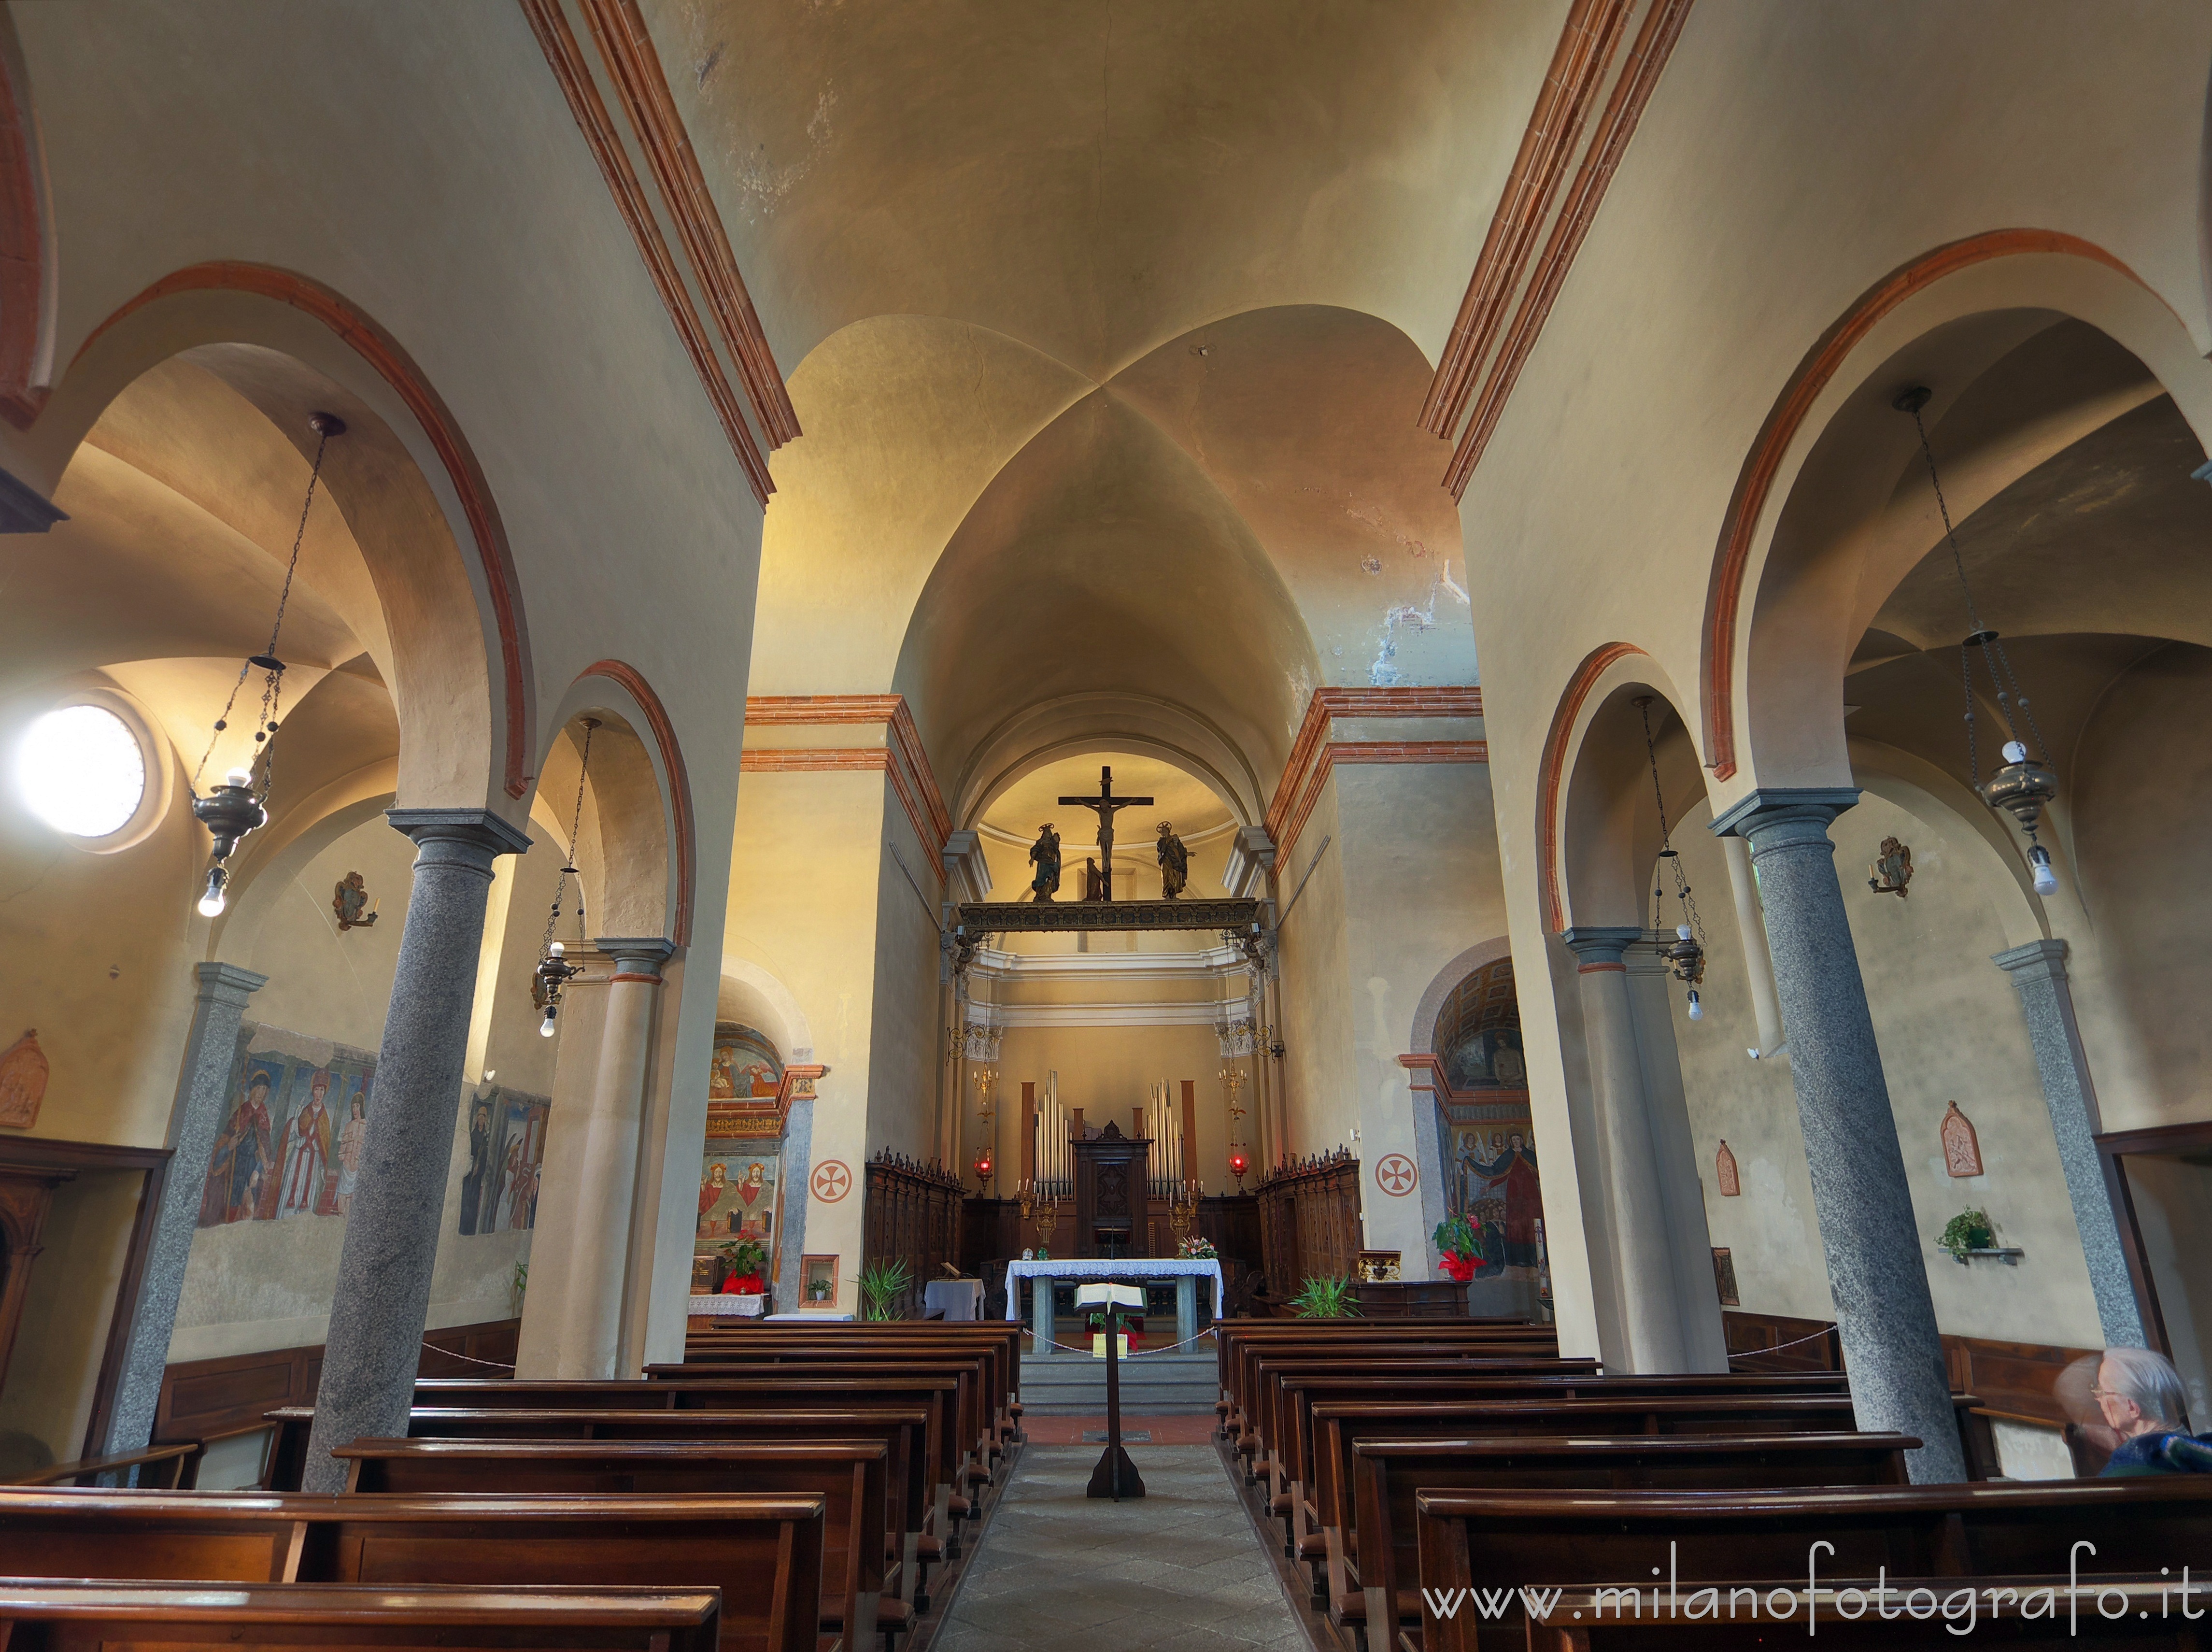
[2095, 1347, 2212, 1475]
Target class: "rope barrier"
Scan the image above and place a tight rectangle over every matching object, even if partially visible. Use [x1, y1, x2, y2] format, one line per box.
[1025, 1329, 1216, 1357]
[423, 1341, 516, 1371]
[1733, 1325, 1837, 1359]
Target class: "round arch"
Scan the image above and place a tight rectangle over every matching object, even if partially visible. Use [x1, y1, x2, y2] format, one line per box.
[29, 264, 530, 810]
[541, 662, 694, 947]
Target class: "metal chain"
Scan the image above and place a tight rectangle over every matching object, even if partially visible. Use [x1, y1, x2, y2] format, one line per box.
[191, 422, 332, 796]
[1636, 698, 1703, 947]
[1906, 402, 2048, 773]
[540, 720, 597, 957]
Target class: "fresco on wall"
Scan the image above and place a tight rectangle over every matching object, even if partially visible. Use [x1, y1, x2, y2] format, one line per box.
[458, 1086, 553, 1235]
[709, 1024, 784, 1100]
[1449, 1123, 1545, 1279]
[197, 1029, 377, 1227]
[1443, 1026, 1526, 1090]
[1432, 958, 1546, 1281]
[696, 1023, 787, 1291]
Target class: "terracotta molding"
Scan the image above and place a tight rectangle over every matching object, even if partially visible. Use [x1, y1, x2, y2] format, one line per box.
[519, 0, 771, 504]
[1422, 0, 1630, 437]
[1397, 1053, 1535, 1112]
[572, 0, 800, 449]
[1535, 641, 1649, 933]
[1698, 228, 2149, 782]
[743, 693, 950, 854]
[0, 42, 45, 428]
[608, 971, 665, 985]
[1576, 960, 1628, 974]
[82, 262, 535, 800]
[1265, 686, 1487, 853]
[1445, 0, 1691, 498]
[578, 659, 696, 947]
[739, 744, 944, 879]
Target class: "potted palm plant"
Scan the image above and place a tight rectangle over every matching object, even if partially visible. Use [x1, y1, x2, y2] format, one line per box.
[859, 1258, 913, 1321]
[1289, 1274, 1360, 1318]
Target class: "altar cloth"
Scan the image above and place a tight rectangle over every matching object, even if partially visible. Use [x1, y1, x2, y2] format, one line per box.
[1004, 1256, 1224, 1322]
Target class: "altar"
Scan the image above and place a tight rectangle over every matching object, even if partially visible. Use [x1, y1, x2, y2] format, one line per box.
[1005, 1255, 1226, 1353]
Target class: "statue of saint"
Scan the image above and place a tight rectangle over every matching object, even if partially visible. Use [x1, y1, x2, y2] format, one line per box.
[1156, 821, 1189, 899]
[1081, 856, 1106, 901]
[1028, 823, 1062, 902]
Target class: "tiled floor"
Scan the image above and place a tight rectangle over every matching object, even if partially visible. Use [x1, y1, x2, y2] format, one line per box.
[932, 1446, 1311, 1652]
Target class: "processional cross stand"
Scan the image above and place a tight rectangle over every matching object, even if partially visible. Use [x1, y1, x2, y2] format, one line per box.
[1059, 765, 1154, 901]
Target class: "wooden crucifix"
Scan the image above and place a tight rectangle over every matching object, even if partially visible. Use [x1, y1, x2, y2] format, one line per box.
[1058, 765, 1153, 901]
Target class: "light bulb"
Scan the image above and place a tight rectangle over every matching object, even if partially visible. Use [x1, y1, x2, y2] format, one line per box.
[1676, 924, 1692, 940]
[196, 867, 227, 918]
[2002, 740, 2028, 765]
[2029, 843, 2058, 897]
[538, 1011, 557, 1039]
[1686, 988, 1703, 1022]
[225, 767, 254, 789]
[549, 940, 565, 956]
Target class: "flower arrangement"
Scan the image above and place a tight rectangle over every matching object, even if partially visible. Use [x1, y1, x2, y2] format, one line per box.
[718, 1237, 768, 1294]
[1177, 1235, 1218, 1260]
[1434, 1214, 1481, 1283]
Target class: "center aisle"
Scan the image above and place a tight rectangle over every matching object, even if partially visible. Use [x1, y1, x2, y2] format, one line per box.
[932, 1445, 1310, 1652]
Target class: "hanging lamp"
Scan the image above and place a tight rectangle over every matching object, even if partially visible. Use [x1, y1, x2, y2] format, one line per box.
[189, 413, 342, 916]
[532, 718, 598, 1037]
[1635, 696, 1708, 1021]
[1896, 387, 2060, 896]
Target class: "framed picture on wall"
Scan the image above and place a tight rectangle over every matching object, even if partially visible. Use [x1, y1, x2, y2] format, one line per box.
[1711, 1246, 1740, 1307]
[800, 1253, 840, 1310]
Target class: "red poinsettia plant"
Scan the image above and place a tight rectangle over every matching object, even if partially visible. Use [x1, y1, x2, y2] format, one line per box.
[718, 1236, 769, 1295]
[1433, 1214, 1481, 1283]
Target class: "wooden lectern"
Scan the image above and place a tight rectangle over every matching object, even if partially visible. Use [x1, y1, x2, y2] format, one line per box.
[1071, 1120, 1151, 1258]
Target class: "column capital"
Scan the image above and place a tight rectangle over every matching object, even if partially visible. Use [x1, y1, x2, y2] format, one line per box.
[1621, 929, 1678, 976]
[1709, 786, 1861, 843]
[1560, 925, 1645, 968]
[192, 960, 268, 1003]
[595, 935, 676, 976]
[1992, 937, 2070, 982]
[386, 807, 533, 860]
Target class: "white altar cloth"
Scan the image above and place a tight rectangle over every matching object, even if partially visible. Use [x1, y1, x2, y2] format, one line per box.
[1003, 1256, 1224, 1320]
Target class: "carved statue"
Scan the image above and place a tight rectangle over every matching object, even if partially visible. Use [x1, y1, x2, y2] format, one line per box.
[1156, 821, 1189, 899]
[1028, 823, 1063, 902]
[1082, 856, 1106, 901]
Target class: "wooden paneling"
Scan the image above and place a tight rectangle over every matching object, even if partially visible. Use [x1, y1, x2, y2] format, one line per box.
[862, 1154, 962, 1318]
[1722, 1308, 1842, 1373]
[1257, 1151, 1361, 1293]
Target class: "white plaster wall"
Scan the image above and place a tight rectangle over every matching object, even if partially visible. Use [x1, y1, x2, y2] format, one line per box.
[1275, 782, 1358, 1160]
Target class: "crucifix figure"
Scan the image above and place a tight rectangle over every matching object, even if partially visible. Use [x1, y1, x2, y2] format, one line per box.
[1058, 765, 1154, 901]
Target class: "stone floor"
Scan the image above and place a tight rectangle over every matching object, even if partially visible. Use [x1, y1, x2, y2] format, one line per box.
[930, 1445, 1311, 1652]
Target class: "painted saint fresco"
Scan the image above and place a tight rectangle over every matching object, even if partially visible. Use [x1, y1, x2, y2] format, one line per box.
[1443, 1025, 1526, 1091]
[458, 1086, 552, 1236]
[708, 1024, 784, 1100]
[1449, 1125, 1545, 1280]
[197, 1031, 377, 1227]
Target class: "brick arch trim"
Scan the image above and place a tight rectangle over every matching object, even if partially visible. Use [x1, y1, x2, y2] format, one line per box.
[1698, 228, 2151, 783]
[80, 261, 536, 799]
[578, 659, 695, 947]
[1535, 641, 1650, 932]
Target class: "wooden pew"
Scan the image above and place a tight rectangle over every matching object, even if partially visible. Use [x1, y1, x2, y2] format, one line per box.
[1231, 1344, 1587, 1454]
[0, 1579, 723, 1652]
[1217, 1326, 1562, 1440]
[684, 1324, 1025, 1442]
[0, 1489, 826, 1652]
[1524, 1576, 2190, 1649]
[338, 1378, 966, 1547]
[1342, 1431, 1915, 1644]
[681, 1338, 1021, 1466]
[268, 1407, 941, 1611]
[1411, 1480, 2212, 1652]
[2, 1438, 204, 1488]
[337, 1438, 893, 1651]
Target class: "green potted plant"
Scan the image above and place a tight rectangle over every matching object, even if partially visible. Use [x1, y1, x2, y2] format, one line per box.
[859, 1258, 913, 1321]
[1936, 1208, 1998, 1262]
[718, 1236, 768, 1294]
[1289, 1274, 1361, 1319]
[1433, 1214, 1480, 1283]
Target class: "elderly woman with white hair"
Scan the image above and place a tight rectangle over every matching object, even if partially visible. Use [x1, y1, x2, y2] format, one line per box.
[2094, 1347, 2212, 1475]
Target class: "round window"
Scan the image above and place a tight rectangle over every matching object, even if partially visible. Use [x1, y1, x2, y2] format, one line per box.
[17, 703, 149, 839]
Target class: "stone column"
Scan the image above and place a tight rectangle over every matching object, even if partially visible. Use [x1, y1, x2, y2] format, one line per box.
[102, 961, 267, 1456]
[547, 936, 672, 1378]
[775, 1088, 816, 1311]
[1992, 938, 2145, 1346]
[1562, 926, 1688, 1372]
[1710, 789, 1964, 1483]
[302, 808, 529, 1493]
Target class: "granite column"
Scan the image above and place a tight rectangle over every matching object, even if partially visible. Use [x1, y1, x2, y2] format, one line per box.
[102, 960, 267, 1456]
[301, 808, 529, 1493]
[1711, 789, 1964, 1482]
[1992, 938, 2144, 1346]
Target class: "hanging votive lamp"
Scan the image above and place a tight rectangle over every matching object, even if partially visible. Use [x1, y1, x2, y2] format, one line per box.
[1896, 388, 2060, 896]
[189, 413, 342, 915]
[531, 719, 598, 1037]
[1635, 696, 1709, 1022]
